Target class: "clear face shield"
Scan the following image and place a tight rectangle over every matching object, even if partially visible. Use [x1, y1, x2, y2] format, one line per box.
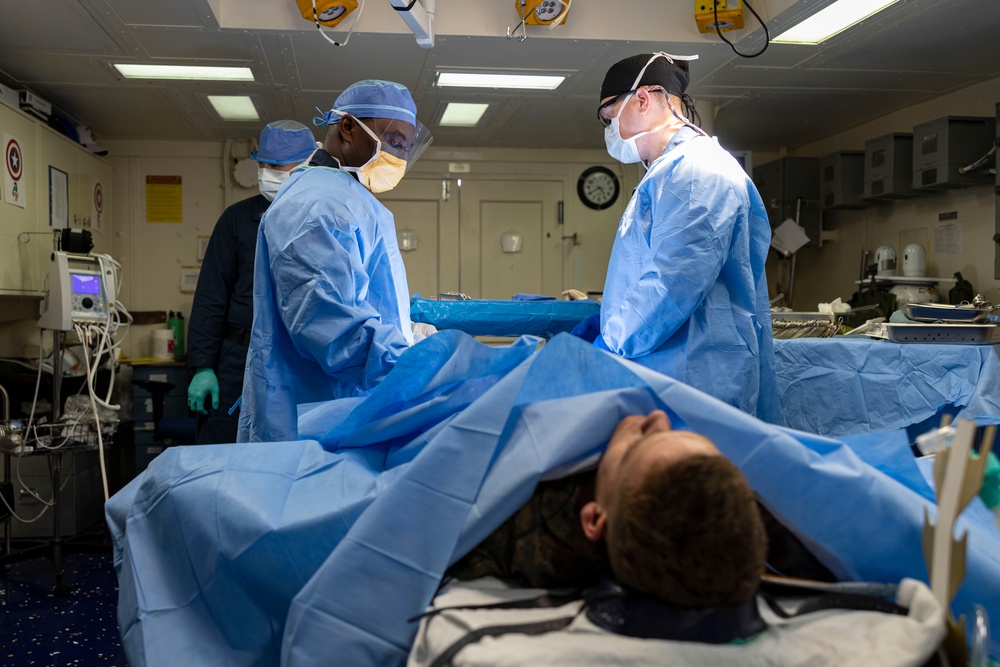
[315, 107, 433, 192]
[368, 115, 433, 174]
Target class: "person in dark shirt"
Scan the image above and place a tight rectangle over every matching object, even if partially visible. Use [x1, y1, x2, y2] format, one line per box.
[186, 120, 316, 444]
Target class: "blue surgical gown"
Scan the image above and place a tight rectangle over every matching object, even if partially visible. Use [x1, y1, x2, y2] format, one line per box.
[599, 127, 781, 422]
[238, 158, 413, 443]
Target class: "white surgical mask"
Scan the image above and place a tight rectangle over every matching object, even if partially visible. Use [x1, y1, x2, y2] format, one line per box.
[603, 93, 669, 165]
[341, 117, 407, 193]
[258, 167, 291, 202]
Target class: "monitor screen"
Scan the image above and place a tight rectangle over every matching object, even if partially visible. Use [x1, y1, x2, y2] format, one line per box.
[71, 273, 101, 296]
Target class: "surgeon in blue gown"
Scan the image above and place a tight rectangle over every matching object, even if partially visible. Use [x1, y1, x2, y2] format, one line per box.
[187, 120, 317, 444]
[574, 52, 780, 422]
[238, 80, 434, 443]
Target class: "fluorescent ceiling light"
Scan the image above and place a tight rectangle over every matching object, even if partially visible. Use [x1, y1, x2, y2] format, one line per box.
[773, 0, 900, 44]
[440, 103, 489, 127]
[114, 64, 255, 81]
[208, 95, 259, 121]
[436, 72, 565, 90]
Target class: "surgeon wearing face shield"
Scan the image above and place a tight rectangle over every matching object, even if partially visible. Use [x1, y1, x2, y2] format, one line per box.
[186, 119, 316, 444]
[237, 80, 433, 443]
[580, 53, 781, 422]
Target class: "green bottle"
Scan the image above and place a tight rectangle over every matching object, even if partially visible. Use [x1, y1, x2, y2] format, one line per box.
[168, 310, 186, 360]
[980, 452, 1000, 532]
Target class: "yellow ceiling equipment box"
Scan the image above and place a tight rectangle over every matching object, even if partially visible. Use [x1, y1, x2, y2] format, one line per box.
[296, 0, 358, 28]
[518, 0, 569, 27]
[695, 0, 745, 33]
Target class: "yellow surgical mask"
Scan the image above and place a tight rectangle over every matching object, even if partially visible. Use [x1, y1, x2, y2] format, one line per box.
[356, 151, 406, 193]
[341, 116, 408, 193]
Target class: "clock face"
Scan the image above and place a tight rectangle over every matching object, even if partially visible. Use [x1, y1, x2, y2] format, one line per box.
[578, 166, 620, 210]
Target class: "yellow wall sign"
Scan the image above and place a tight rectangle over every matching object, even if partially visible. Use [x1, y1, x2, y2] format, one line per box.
[146, 175, 183, 223]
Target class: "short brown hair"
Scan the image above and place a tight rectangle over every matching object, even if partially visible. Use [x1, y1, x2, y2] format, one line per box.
[606, 454, 766, 608]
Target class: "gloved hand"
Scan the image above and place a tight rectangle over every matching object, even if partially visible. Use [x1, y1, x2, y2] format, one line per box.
[188, 368, 220, 414]
[561, 289, 588, 301]
[412, 322, 438, 343]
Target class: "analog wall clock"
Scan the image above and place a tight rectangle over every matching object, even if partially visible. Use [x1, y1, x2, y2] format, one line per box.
[577, 165, 620, 210]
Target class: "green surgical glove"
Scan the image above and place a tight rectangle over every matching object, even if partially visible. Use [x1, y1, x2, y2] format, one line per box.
[188, 368, 220, 414]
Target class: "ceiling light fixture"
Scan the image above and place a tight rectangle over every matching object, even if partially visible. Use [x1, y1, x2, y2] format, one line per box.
[440, 103, 489, 127]
[773, 0, 901, 45]
[436, 72, 565, 90]
[208, 96, 260, 121]
[114, 64, 255, 81]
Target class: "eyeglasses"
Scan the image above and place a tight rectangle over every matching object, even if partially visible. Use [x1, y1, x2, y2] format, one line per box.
[596, 88, 666, 128]
[597, 93, 630, 128]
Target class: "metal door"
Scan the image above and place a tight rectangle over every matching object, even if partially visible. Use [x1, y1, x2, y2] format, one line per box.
[459, 180, 563, 299]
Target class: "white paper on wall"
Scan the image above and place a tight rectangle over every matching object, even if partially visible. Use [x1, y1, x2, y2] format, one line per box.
[932, 221, 963, 255]
[180, 266, 200, 294]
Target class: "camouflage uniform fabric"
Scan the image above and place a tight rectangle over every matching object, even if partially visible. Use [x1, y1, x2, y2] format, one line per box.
[449, 471, 606, 589]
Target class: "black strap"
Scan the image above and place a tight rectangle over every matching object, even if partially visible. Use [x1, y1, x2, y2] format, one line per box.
[584, 586, 766, 644]
[428, 615, 578, 667]
[409, 589, 582, 623]
[392, 0, 418, 10]
[760, 589, 908, 619]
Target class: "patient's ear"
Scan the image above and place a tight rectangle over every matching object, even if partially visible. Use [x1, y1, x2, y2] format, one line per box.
[580, 501, 607, 542]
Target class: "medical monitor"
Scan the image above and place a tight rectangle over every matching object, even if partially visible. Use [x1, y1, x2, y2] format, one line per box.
[71, 272, 102, 296]
[38, 252, 114, 331]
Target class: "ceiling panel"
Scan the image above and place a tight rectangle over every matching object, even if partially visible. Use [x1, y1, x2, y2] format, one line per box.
[427, 35, 604, 79]
[130, 27, 265, 63]
[702, 64, 973, 93]
[0, 54, 122, 86]
[289, 33, 432, 93]
[494, 98, 603, 150]
[811, 0, 1000, 76]
[0, 1, 122, 54]
[104, 0, 210, 29]
[43, 88, 211, 140]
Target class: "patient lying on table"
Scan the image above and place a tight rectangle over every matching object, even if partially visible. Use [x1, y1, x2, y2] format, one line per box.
[108, 331, 990, 666]
[414, 411, 945, 666]
[450, 410, 768, 607]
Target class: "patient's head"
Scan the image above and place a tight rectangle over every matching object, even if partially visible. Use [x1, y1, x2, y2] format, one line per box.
[580, 410, 766, 608]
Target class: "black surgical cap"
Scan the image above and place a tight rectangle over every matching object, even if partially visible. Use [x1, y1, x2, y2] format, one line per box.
[600, 54, 691, 102]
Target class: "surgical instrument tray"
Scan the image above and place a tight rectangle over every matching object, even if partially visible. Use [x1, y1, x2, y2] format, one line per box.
[885, 323, 1000, 344]
[903, 303, 992, 324]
